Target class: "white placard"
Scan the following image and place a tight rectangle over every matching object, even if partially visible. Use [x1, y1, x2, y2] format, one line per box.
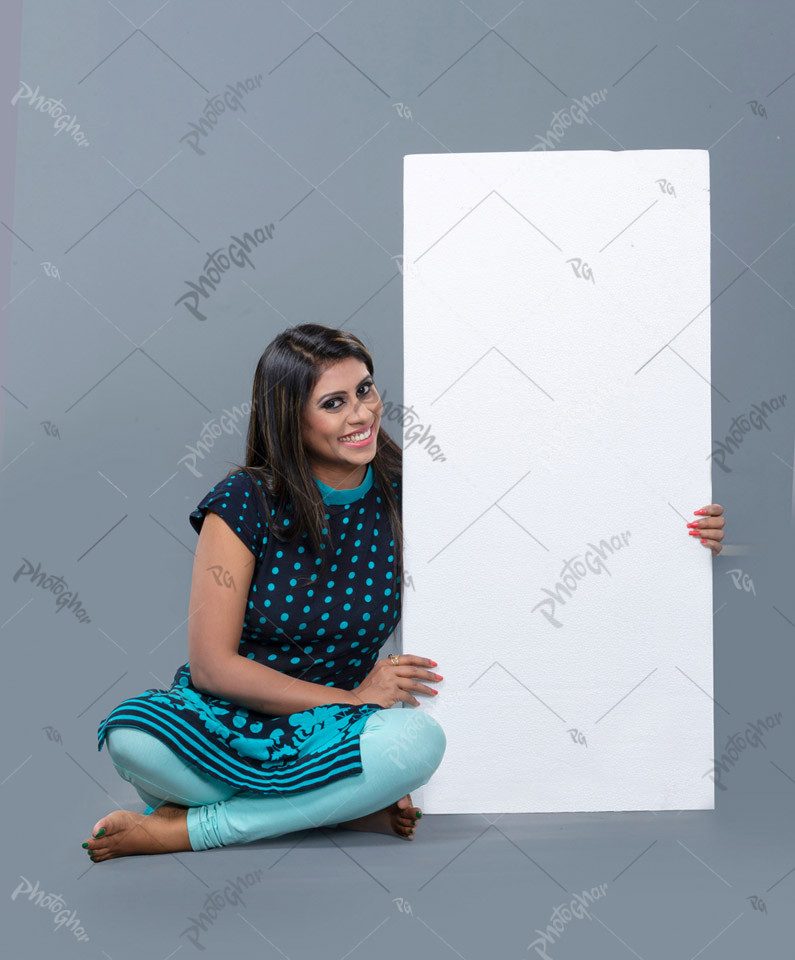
[402, 149, 713, 812]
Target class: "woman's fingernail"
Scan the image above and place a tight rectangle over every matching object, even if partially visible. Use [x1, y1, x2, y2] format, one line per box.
[701, 539, 708, 544]
[687, 521, 700, 528]
[435, 674, 443, 680]
[430, 660, 438, 666]
[689, 530, 701, 537]
[694, 509, 707, 515]
[432, 689, 438, 695]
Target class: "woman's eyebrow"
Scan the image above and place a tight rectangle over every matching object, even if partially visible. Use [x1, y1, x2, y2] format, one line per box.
[317, 375, 371, 403]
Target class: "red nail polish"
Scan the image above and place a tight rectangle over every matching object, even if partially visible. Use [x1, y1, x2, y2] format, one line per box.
[694, 509, 706, 515]
[689, 530, 700, 536]
[700, 539, 708, 544]
[430, 660, 437, 667]
[687, 521, 700, 528]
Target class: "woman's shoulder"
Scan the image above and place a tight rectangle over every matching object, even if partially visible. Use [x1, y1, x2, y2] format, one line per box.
[189, 468, 274, 540]
[201, 467, 271, 500]
[223, 468, 275, 515]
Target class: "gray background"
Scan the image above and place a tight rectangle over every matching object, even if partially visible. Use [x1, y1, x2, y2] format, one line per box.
[2, 0, 794, 958]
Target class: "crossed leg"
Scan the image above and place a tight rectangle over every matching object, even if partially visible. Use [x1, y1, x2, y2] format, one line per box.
[84, 709, 445, 859]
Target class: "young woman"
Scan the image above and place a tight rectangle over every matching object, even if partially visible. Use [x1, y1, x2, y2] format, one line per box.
[83, 324, 447, 860]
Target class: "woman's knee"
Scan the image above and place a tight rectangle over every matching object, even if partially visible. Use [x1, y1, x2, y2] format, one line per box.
[369, 708, 447, 778]
[105, 725, 164, 772]
[412, 712, 447, 769]
[104, 725, 236, 806]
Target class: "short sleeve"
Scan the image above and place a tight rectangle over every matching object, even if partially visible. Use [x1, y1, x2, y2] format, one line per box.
[189, 471, 269, 558]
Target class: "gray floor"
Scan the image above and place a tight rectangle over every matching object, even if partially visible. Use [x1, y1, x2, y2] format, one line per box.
[40, 786, 794, 957]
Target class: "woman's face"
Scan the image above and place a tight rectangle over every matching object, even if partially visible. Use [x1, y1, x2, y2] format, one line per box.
[302, 357, 383, 486]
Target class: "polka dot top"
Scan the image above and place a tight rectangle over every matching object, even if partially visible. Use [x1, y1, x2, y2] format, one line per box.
[175, 462, 402, 691]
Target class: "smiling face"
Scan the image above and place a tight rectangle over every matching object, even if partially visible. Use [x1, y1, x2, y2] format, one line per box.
[301, 357, 383, 489]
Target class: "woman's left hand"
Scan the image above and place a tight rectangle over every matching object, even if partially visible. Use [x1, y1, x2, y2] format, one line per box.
[688, 504, 725, 556]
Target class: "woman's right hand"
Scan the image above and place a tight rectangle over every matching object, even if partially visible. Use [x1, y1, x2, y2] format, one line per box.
[348, 655, 442, 708]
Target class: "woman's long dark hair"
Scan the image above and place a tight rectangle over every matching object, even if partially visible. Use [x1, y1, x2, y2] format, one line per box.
[224, 323, 403, 601]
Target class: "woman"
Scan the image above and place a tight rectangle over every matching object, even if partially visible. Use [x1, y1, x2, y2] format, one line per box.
[83, 324, 447, 861]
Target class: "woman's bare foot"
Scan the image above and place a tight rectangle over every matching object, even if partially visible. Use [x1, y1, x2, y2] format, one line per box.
[82, 803, 191, 862]
[336, 793, 422, 840]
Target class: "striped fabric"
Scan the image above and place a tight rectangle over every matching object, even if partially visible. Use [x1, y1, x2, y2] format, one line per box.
[96, 687, 383, 795]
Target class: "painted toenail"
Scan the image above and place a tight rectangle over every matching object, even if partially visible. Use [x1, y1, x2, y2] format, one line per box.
[416, 811, 422, 817]
[93, 828, 105, 837]
[82, 842, 88, 848]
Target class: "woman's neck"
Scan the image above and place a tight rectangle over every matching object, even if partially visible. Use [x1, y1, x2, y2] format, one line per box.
[312, 463, 373, 504]
[311, 462, 369, 490]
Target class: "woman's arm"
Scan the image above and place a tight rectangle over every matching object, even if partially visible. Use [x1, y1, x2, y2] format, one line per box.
[187, 511, 358, 714]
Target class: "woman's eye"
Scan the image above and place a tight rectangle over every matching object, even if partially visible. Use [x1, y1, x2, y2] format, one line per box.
[324, 382, 374, 410]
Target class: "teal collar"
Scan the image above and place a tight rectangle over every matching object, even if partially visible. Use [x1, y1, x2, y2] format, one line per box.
[313, 463, 374, 505]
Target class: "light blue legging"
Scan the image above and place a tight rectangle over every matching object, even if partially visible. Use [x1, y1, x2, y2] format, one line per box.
[104, 708, 446, 850]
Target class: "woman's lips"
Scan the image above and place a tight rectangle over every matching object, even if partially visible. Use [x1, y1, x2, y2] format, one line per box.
[338, 423, 374, 446]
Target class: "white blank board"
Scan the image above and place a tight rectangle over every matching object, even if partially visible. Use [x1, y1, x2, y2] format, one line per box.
[402, 149, 713, 813]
